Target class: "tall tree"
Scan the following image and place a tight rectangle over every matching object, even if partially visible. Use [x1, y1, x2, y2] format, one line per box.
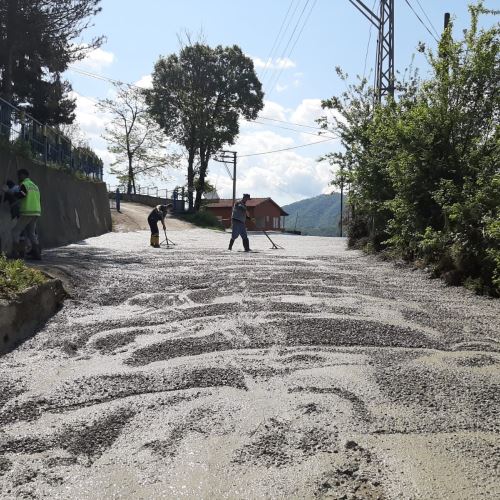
[98, 84, 179, 194]
[0, 0, 103, 124]
[146, 43, 264, 211]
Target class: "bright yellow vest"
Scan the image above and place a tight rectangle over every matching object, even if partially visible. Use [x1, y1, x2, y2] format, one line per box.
[20, 178, 41, 216]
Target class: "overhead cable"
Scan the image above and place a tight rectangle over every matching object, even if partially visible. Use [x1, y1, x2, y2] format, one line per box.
[404, 0, 439, 43]
[415, 0, 440, 38]
[239, 137, 335, 157]
[266, 0, 311, 95]
[260, 0, 297, 83]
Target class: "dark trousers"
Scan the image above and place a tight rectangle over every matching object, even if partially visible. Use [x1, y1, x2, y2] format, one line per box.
[148, 219, 159, 235]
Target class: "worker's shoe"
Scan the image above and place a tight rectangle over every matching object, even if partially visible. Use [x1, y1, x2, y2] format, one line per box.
[243, 238, 251, 252]
[150, 235, 155, 247]
[27, 243, 42, 261]
[228, 238, 235, 250]
[152, 234, 160, 248]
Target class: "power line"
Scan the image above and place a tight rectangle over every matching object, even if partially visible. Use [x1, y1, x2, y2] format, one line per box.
[414, 0, 440, 38]
[250, 119, 339, 139]
[260, 0, 297, 83]
[362, 0, 378, 81]
[263, 0, 302, 89]
[68, 66, 134, 87]
[266, 0, 311, 95]
[287, 0, 317, 62]
[258, 116, 330, 132]
[239, 137, 335, 157]
[69, 65, 340, 136]
[404, 0, 439, 43]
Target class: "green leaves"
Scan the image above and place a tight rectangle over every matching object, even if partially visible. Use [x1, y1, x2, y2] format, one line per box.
[319, 1, 499, 296]
[146, 42, 264, 210]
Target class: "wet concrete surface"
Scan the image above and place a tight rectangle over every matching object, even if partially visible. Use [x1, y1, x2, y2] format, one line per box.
[0, 227, 499, 499]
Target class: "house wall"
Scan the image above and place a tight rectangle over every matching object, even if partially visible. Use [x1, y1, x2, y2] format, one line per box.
[250, 202, 284, 231]
[205, 201, 286, 231]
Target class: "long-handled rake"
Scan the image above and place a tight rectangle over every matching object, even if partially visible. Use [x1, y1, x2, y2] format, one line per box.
[256, 224, 284, 250]
[160, 228, 176, 247]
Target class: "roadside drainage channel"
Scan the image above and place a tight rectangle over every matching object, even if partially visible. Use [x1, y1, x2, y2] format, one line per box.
[0, 279, 66, 355]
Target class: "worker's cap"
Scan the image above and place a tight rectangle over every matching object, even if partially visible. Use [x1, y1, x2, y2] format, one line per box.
[159, 205, 169, 212]
[242, 193, 251, 199]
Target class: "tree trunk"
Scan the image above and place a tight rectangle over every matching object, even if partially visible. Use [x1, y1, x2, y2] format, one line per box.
[127, 154, 133, 194]
[187, 145, 195, 211]
[194, 146, 209, 211]
[1, 0, 17, 136]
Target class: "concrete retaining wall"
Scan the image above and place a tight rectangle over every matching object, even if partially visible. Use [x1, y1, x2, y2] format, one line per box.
[0, 279, 66, 354]
[0, 151, 112, 252]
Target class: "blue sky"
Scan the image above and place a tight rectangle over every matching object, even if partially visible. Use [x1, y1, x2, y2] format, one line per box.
[66, 1, 498, 205]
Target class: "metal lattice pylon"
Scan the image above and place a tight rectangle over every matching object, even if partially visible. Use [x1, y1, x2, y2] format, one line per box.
[374, 0, 394, 102]
[349, 0, 395, 103]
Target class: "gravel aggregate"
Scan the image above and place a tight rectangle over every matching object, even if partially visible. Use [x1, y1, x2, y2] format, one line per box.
[1, 227, 499, 499]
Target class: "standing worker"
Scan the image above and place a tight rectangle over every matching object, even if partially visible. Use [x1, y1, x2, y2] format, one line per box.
[11, 169, 42, 260]
[229, 193, 252, 252]
[147, 204, 173, 248]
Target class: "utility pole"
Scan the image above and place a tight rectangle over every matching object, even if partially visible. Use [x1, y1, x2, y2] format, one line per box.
[444, 12, 450, 30]
[348, 0, 395, 102]
[339, 180, 344, 237]
[213, 150, 237, 205]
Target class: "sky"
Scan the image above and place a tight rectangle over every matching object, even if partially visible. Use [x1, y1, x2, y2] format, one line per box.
[65, 0, 498, 206]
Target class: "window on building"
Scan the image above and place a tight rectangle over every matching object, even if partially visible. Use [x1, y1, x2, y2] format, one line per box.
[273, 217, 280, 229]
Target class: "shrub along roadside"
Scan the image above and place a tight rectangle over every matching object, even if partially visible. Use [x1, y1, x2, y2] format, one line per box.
[180, 210, 225, 231]
[0, 255, 47, 299]
[319, 2, 499, 296]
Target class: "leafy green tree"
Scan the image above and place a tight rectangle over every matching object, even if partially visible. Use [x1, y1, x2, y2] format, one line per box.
[98, 84, 180, 194]
[319, 1, 499, 295]
[147, 43, 264, 211]
[0, 0, 103, 124]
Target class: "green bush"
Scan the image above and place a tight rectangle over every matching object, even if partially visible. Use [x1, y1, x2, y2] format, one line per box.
[0, 255, 47, 299]
[320, 2, 499, 296]
[180, 210, 225, 230]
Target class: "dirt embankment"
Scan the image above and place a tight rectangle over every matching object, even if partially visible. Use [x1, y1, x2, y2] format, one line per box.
[111, 202, 193, 233]
[0, 229, 498, 499]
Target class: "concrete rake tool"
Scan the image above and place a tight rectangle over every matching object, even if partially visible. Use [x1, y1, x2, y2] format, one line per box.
[160, 228, 176, 248]
[260, 227, 284, 250]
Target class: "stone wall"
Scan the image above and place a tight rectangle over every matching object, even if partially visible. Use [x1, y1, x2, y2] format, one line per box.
[0, 151, 111, 252]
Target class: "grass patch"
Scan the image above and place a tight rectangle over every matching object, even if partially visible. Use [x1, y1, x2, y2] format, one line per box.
[0, 255, 47, 299]
[180, 210, 225, 231]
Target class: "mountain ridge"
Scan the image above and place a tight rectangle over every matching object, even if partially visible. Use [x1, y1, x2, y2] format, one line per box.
[282, 193, 343, 237]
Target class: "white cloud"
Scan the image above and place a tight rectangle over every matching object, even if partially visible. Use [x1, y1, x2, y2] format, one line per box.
[252, 57, 296, 70]
[78, 47, 115, 72]
[136, 74, 153, 89]
[69, 91, 108, 134]
[207, 98, 341, 206]
[276, 83, 288, 93]
[259, 100, 288, 121]
[290, 98, 324, 126]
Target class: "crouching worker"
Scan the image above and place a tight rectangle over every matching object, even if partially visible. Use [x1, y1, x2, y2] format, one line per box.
[229, 193, 251, 252]
[11, 169, 42, 260]
[148, 204, 173, 248]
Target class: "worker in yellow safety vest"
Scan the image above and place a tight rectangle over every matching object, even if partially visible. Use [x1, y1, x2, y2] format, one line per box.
[11, 168, 42, 260]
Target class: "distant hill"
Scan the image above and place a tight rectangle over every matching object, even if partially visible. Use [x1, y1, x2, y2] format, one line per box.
[282, 194, 343, 237]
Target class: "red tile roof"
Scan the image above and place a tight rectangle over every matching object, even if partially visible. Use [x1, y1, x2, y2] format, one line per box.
[206, 197, 288, 215]
[205, 198, 268, 208]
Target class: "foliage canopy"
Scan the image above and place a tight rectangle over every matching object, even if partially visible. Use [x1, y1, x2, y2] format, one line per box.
[319, 2, 499, 296]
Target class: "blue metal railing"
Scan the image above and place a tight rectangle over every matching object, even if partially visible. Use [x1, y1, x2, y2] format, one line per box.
[0, 97, 103, 180]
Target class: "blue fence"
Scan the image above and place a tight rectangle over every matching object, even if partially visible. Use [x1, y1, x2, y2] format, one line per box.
[0, 97, 103, 180]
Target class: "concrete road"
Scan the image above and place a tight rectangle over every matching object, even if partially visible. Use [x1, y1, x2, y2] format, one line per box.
[0, 228, 499, 499]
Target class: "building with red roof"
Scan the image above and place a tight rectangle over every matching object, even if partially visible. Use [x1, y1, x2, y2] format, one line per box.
[205, 198, 288, 231]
